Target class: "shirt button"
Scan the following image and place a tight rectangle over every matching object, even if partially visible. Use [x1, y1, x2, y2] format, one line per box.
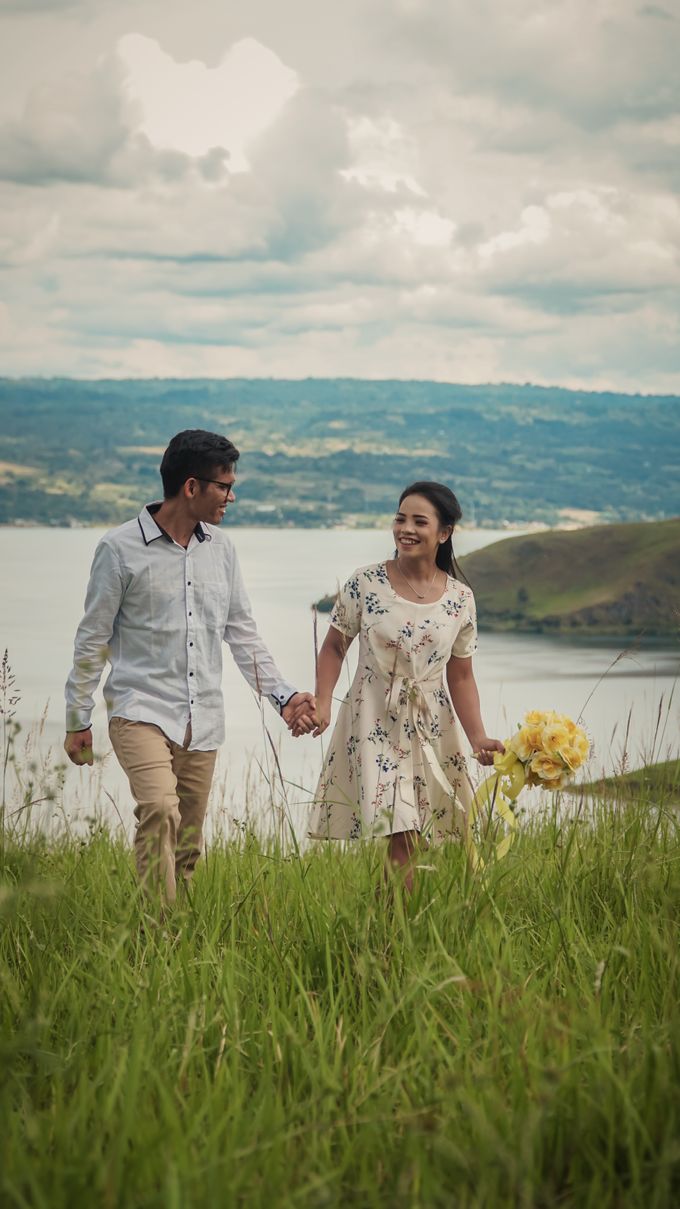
[187, 580, 192, 586]
[189, 642, 194, 647]
[190, 699, 194, 705]
[189, 672, 194, 677]
[189, 611, 192, 616]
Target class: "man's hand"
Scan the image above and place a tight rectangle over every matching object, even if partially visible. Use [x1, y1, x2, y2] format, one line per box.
[282, 692, 316, 737]
[64, 729, 94, 766]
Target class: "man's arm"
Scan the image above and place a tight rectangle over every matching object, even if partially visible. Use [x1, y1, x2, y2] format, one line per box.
[64, 539, 124, 765]
[223, 552, 314, 732]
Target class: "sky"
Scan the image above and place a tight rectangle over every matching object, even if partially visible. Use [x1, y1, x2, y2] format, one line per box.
[0, 0, 679, 391]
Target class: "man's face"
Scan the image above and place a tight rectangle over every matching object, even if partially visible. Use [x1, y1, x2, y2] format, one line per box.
[188, 464, 237, 525]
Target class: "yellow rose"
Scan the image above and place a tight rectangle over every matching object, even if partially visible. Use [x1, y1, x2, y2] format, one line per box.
[542, 722, 572, 757]
[508, 732, 529, 761]
[530, 752, 565, 783]
[510, 724, 548, 760]
[561, 732, 590, 769]
[523, 709, 548, 727]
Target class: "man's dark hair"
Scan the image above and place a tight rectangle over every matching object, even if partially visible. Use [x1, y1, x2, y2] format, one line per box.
[160, 430, 240, 498]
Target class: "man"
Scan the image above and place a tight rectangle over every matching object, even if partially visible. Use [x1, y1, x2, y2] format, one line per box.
[64, 429, 314, 905]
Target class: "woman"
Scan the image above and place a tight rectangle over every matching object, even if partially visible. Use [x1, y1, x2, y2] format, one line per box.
[309, 481, 504, 890]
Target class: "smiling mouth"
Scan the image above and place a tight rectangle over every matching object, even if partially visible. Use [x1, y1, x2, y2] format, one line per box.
[399, 537, 418, 545]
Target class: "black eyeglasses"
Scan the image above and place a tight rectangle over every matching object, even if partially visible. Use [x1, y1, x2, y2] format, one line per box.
[195, 477, 235, 496]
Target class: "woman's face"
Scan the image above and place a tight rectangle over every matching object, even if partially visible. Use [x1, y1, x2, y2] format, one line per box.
[393, 493, 451, 560]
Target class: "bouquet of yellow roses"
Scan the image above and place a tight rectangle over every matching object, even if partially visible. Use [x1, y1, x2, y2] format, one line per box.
[495, 709, 590, 792]
[467, 710, 590, 871]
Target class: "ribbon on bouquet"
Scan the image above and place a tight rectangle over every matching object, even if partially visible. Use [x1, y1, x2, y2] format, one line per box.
[465, 753, 522, 872]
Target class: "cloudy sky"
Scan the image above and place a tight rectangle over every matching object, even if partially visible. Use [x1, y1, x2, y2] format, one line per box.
[0, 0, 678, 390]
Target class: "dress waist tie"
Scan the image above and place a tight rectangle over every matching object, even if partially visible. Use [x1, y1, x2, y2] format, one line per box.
[384, 674, 464, 829]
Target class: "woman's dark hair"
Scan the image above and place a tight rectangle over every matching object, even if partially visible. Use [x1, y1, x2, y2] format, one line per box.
[398, 480, 470, 585]
[160, 429, 240, 498]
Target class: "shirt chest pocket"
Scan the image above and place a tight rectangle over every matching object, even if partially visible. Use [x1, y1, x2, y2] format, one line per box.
[195, 577, 231, 631]
[146, 566, 185, 632]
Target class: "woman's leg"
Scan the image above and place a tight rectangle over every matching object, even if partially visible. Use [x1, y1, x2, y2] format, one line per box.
[385, 829, 419, 894]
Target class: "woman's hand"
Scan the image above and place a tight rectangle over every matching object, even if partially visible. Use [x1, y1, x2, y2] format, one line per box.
[312, 698, 332, 738]
[470, 736, 505, 766]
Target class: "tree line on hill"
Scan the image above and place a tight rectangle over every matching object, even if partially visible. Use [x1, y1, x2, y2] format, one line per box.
[0, 378, 677, 528]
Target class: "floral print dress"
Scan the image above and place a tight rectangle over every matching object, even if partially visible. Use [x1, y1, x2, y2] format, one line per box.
[309, 562, 479, 842]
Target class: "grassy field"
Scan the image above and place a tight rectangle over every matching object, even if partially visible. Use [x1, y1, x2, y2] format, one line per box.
[1, 789, 679, 1209]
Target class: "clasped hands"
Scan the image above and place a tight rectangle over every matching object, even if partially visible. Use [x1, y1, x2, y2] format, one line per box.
[282, 692, 329, 738]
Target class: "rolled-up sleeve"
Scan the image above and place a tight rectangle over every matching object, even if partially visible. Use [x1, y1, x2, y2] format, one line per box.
[223, 551, 296, 712]
[451, 591, 478, 659]
[329, 573, 363, 639]
[65, 539, 124, 731]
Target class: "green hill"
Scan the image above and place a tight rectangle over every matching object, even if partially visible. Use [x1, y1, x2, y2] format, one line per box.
[572, 758, 680, 804]
[459, 518, 680, 636]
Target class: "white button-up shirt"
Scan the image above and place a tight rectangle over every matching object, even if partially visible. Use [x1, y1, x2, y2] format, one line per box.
[65, 504, 297, 750]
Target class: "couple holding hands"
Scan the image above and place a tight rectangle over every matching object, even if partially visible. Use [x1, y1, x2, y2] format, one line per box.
[65, 429, 503, 901]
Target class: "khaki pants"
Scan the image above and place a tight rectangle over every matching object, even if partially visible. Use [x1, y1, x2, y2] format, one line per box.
[109, 717, 217, 905]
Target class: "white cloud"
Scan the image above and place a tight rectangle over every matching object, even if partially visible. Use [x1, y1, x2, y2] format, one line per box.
[0, 203, 61, 266]
[392, 207, 455, 247]
[341, 116, 427, 196]
[0, 55, 210, 187]
[0, 57, 132, 184]
[0, 33, 300, 186]
[117, 33, 299, 169]
[0, 0, 83, 10]
[0, 0, 678, 390]
[479, 205, 550, 260]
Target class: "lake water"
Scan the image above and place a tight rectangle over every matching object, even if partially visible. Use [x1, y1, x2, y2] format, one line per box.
[1, 525, 678, 840]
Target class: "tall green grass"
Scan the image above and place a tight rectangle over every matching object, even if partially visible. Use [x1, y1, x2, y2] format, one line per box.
[1, 791, 679, 1208]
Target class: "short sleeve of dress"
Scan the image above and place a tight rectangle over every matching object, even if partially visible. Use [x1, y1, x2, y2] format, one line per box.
[329, 572, 362, 639]
[451, 590, 478, 658]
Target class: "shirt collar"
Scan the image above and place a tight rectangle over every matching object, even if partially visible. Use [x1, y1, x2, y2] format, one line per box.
[137, 503, 209, 546]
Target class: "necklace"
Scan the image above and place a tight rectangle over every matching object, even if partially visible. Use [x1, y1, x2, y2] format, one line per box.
[395, 559, 439, 599]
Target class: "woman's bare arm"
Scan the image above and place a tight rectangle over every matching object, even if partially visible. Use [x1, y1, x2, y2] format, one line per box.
[446, 655, 504, 766]
[313, 625, 355, 736]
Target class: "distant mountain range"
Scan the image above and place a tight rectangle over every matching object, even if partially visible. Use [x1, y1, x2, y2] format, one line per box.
[0, 378, 678, 528]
